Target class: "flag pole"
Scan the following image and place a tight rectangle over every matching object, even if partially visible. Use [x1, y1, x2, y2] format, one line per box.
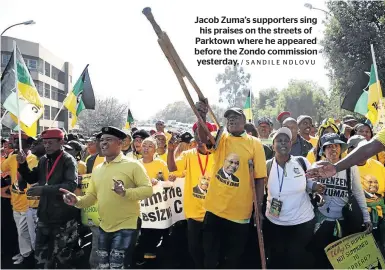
[49, 101, 66, 128]
[0, 110, 8, 122]
[13, 41, 22, 151]
[370, 44, 381, 97]
[371, 44, 383, 129]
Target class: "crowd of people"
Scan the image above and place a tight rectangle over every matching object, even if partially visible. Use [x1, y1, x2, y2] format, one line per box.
[1, 104, 385, 269]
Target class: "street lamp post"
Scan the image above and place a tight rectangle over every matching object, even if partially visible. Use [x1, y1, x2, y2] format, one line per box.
[0, 20, 35, 132]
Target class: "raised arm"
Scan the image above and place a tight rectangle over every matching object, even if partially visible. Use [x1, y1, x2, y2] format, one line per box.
[17, 153, 40, 184]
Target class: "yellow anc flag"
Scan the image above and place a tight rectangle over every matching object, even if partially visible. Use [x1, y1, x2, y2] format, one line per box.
[243, 90, 253, 122]
[125, 109, 134, 129]
[1, 44, 43, 137]
[366, 64, 383, 125]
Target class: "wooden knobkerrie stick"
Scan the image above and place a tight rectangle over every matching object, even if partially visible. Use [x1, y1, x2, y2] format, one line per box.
[142, 7, 222, 146]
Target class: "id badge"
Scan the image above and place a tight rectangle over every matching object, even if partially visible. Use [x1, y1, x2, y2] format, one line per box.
[269, 198, 283, 217]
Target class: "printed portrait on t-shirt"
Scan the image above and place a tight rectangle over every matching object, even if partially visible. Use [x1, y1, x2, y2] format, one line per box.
[362, 175, 380, 198]
[192, 175, 210, 198]
[216, 153, 240, 186]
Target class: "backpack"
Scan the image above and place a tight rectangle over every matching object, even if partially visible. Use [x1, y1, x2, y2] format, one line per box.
[265, 156, 321, 208]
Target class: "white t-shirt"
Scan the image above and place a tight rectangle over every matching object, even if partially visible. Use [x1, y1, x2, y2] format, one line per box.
[266, 157, 315, 226]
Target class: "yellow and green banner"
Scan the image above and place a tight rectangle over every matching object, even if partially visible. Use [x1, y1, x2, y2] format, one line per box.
[1, 44, 43, 137]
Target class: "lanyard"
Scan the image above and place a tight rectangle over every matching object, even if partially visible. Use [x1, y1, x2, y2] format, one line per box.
[276, 160, 286, 198]
[197, 151, 209, 176]
[46, 151, 64, 183]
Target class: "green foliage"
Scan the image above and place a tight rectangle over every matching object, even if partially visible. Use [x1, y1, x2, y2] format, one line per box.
[322, 1, 385, 97]
[153, 101, 225, 124]
[216, 66, 251, 108]
[252, 80, 329, 126]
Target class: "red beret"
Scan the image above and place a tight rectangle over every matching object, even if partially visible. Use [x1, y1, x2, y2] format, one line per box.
[277, 111, 291, 121]
[192, 122, 215, 133]
[41, 128, 64, 139]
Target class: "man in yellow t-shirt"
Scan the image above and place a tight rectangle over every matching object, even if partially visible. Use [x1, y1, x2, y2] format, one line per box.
[167, 125, 214, 268]
[1, 133, 38, 264]
[61, 126, 153, 269]
[195, 104, 267, 269]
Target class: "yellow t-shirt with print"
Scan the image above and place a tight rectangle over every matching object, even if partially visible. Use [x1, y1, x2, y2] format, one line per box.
[175, 148, 214, 222]
[139, 158, 169, 180]
[358, 158, 385, 197]
[204, 132, 267, 220]
[77, 155, 105, 226]
[1, 153, 39, 212]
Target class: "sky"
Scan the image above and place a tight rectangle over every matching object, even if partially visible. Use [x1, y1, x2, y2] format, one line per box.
[0, 0, 330, 121]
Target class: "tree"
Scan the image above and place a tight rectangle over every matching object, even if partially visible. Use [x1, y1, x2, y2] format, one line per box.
[77, 97, 128, 135]
[216, 66, 251, 108]
[154, 101, 195, 123]
[153, 101, 225, 125]
[322, 1, 385, 97]
[252, 88, 280, 126]
[277, 80, 328, 124]
[251, 81, 329, 126]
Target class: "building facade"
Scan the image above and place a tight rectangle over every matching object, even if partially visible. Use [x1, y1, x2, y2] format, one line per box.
[1, 36, 73, 133]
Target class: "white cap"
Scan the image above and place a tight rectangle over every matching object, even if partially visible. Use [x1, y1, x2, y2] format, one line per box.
[272, 127, 292, 141]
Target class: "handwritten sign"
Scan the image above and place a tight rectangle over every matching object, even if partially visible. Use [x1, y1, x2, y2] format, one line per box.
[325, 232, 385, 269]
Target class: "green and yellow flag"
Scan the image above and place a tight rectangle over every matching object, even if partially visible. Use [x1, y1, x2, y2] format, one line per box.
[366, 64, 383, 124]
[1, 44, 43, 137]
[243, 90, 252, 122]
[125, 109, 134, 129]
[64, 65, 95, 127]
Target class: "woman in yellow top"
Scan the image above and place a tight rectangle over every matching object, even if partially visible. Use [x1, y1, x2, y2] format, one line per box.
[137, 137, 170, 262]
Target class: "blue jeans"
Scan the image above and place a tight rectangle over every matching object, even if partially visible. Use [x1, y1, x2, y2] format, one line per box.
[97, 228, 138, 269]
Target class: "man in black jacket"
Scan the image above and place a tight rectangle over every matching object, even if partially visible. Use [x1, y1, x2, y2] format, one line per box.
[16, 128, 78, 269]
[283, 117, 312, 157]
